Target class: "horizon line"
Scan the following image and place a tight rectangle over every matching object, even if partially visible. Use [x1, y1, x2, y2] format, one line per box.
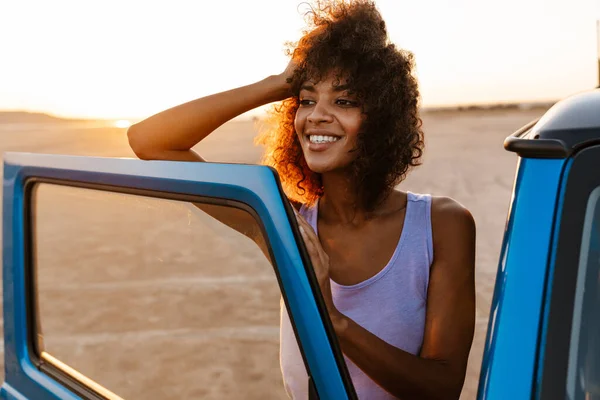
[0, 99, 559, 123]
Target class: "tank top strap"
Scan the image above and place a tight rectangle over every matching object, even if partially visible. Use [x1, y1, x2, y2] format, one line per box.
[406, 191, 434, 266]
[299, 200, 318, 230]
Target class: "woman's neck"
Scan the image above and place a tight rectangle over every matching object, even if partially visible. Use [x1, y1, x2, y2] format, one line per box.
[319, 171, 402, 225]
[320, 171, 372, 225]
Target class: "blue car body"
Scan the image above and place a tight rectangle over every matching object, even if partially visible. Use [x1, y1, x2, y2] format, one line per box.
[480, 89, 600, 399]
[2, 89, 600, 399]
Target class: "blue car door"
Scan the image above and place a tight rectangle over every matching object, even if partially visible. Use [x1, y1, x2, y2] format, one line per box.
[535, 141, 600, 400]
[1, 153, 356, 399]
[478, 89, 600, 399]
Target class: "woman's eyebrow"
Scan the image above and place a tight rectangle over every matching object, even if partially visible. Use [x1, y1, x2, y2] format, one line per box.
[299, 84, 351, 92]
[332, 84, 350, 92]
[300, 84, 315, 92]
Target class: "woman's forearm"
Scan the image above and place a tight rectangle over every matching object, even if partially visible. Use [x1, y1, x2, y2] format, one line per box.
[332, 314, 463, 400]
[127, 74, 290, 160]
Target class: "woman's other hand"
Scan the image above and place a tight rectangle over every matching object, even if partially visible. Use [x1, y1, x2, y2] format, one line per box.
[294, 210, 343, 325]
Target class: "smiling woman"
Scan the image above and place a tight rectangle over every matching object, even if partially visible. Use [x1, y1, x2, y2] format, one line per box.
[127, 1, 476, 399]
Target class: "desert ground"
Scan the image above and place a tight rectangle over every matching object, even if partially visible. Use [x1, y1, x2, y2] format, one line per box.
[0, 107, 548, 399]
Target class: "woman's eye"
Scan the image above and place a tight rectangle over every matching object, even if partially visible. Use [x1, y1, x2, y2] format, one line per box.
[299, 99, 315, 106]
[336, 99, 358, 107]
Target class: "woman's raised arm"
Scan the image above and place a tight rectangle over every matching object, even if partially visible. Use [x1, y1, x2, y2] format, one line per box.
[127, 66, 294, 162]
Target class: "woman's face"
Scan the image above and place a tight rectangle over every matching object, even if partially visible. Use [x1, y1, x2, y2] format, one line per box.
[294, 73, 365, 174]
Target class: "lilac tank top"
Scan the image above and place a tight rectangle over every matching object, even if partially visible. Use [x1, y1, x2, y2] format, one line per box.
[280, 191, 434, 399]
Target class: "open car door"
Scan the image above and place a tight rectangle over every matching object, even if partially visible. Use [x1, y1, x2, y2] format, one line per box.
[1, 153, 357, 399]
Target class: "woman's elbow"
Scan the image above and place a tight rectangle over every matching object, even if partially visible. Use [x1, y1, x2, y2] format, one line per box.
[127, 123, 155, 160]
[437, 374, 465, 400]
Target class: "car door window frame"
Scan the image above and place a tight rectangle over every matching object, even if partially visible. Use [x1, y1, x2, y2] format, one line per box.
[19, 173, 356, 399]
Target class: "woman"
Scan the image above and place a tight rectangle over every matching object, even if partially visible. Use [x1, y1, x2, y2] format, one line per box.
[128, 1, 476, 399]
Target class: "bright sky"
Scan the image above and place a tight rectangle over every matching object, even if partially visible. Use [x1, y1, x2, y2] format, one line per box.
[1, 0, 599, 120]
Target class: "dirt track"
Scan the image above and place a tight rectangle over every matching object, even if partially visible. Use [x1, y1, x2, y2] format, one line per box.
[0, 108, 546, 399]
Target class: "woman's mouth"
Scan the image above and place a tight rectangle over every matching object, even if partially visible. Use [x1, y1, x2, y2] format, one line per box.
[306, 134, 341, 151]
[309, 134, 340, 144]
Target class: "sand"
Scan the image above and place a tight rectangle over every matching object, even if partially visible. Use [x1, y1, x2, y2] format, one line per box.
[0, 108, 547, 399]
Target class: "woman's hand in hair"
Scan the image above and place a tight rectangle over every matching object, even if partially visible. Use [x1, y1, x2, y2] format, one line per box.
[273, 58, 298, 100]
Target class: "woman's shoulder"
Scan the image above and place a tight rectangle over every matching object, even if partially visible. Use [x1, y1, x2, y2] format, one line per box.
[430, 196, 473, 219]
[429, 196, 476, 241]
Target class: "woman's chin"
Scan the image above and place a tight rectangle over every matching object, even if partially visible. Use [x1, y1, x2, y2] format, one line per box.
[305, 160, 347, 174]
[304, 160, 331, 174]
[302, 147, 355, 174]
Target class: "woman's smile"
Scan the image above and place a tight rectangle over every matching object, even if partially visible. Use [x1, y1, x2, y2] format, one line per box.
[305, 129, 344, 152]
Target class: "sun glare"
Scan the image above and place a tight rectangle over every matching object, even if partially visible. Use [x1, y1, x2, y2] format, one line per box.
[114, 120, 131, 128]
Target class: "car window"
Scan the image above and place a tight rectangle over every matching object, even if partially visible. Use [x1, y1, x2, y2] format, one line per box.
[31, 182, 304, 399]
[566, 186, 600, 399]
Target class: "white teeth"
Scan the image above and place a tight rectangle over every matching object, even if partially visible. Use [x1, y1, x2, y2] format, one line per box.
[309, 135, 340, 144]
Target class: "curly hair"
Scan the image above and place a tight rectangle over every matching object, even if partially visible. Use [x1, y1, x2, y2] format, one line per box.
[255, 0, 424, 211]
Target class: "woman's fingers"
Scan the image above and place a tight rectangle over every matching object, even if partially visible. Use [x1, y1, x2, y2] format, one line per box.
[299, 221, 321, 258]
[296, 214, 317, 242]
[299, 224, 319, 259]
[295, 215, 330, 274]
[297, 218, 328, 266]
[295, 216, 320, 256]
[294, 213, 309, 236]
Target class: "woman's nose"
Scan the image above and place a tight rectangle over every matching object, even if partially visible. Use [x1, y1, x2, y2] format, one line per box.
[307, 102, 334, 124]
